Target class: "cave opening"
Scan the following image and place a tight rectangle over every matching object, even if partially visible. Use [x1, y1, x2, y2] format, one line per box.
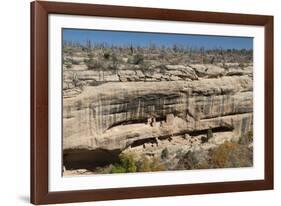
[63, 148, 121, 170]
[130, 137, 158, 148]
[107, 118, 148, 130]
[189, 126, 234, 136]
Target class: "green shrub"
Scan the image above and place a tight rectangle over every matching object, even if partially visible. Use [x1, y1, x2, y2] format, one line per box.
[63, 47, 74, 56]
[136, 157, 151, 172]
[110, 53, 118, 70]
[207, 129, 213, 139]
[174, 139, 253, 170]
[161, 148, 169, 159]
[239, 130, 253, 145]
[120, 153, 137, 172]
[158, 64, 167, 74]
[210, 141, 236, 168]
[110, 154, 167, 173]
[209, 140, 252, 168]
[177, 151, 199, 170]
[135, 156, 166, 172]
[111, 165, 126, 173]
[110, 153, 137, 173]
[149, 158, 166, 171]
[103, 52, 110, 59]
[132, 54, 144, 65]
[85, 58, 102, 70]
[247, 131, 253, 142]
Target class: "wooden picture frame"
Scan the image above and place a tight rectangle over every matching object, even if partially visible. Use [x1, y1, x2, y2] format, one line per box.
[31, 1, 274, 204]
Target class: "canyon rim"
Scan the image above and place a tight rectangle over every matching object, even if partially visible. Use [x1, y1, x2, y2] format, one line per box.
[62, 29, 254, 176]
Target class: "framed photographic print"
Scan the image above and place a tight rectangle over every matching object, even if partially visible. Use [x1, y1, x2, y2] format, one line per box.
[30, 1, 274, 204]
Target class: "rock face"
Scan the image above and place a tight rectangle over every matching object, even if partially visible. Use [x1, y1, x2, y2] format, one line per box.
[62, 44, 253, 171]
[63, 67, 253, 154]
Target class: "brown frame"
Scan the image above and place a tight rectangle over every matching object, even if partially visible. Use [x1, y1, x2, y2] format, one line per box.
[31, 0, 274, 204]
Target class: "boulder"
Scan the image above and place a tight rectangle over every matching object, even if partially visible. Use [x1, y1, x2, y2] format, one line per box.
[165, 65, 198, 80]
[190, 64, 226, 78]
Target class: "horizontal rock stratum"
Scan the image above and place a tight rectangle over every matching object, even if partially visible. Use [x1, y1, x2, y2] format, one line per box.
[63, 75, 253, 151]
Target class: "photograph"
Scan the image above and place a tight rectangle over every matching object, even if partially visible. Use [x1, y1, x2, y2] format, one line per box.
[62, 29, 254, 176]
[29, 1, 274, 204]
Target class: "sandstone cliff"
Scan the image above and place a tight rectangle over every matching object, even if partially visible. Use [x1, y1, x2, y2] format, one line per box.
[63, 61, 253, 168]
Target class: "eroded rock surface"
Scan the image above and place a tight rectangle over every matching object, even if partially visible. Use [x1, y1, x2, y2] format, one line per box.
[62, 40, 254, 172]
[63, 68, 253, 154]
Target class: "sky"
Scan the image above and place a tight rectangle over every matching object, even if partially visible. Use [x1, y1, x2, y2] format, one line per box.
[63, 28, 253, 50]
